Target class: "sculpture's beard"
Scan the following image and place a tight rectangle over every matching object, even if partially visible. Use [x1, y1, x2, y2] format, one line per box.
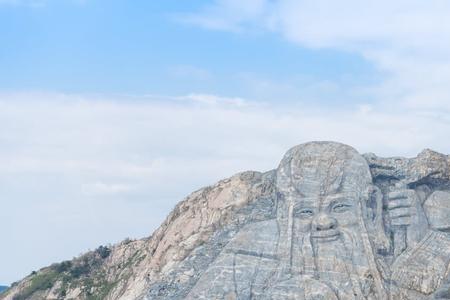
[292, 227, 373, 299]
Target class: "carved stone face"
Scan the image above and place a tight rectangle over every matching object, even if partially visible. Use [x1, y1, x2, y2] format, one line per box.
[293, 190, 360, 242]
[275, 142, 382, 299]
[276, 142, 371, 243]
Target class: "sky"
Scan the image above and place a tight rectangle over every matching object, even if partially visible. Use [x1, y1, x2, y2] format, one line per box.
[2, 0, 450, 285]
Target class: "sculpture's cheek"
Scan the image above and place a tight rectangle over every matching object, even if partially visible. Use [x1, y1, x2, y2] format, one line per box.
[294, 218, 313, 233]
[334, 211, 359, 228]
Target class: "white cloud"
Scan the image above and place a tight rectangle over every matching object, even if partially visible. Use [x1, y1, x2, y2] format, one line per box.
[168, 65, 212, 81]
[180, 93, 249, 107]
[1, 91, 450, 284]
[177, 0, 272, 32]
[182, 0, 450, 112]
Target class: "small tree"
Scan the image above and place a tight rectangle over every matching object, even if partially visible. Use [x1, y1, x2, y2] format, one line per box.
[95, 245, 111, 259]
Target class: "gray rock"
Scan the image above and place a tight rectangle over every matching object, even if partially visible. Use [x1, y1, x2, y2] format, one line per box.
[424, 191, 450, 231]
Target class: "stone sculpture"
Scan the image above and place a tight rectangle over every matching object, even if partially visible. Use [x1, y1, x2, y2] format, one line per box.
[176, 142, 450, 300]
[185, 142, 389, 299]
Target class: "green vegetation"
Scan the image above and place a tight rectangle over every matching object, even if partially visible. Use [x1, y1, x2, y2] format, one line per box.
[9, 245, 115, 300]
[95, 246, 111, 259]
[69, 262, 90, 278]
[55, 261, 72, 273]
[12, 271, 59, 300]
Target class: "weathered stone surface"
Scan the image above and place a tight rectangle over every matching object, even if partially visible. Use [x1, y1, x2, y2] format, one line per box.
[3, 141, 450, 300]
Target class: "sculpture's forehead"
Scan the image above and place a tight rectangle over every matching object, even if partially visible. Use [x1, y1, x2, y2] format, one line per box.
[289, 155, 355, 195]
[293, 191, 360, 208]
[275, 142, 373, 197]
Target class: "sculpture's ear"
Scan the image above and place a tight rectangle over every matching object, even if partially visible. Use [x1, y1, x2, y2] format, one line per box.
[365, 185, 390, 253]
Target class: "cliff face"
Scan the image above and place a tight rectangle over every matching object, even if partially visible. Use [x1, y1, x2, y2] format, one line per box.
[3, 142, 450, 300]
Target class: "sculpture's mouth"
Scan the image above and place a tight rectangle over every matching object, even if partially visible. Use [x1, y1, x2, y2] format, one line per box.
[310, 229, 340, 242]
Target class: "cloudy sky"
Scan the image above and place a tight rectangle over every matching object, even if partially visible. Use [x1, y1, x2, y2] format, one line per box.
[2, 0, 450, 285]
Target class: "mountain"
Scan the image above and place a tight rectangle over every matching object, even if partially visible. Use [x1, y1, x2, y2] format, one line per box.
[2, 141, 450, 300]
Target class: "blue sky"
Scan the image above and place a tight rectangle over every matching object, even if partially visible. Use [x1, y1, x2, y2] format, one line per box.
[0, 0, 378, 101]
[2, 0, 450, 285]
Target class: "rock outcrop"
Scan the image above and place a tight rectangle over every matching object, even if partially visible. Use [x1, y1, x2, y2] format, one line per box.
[2, 141, 450, 300]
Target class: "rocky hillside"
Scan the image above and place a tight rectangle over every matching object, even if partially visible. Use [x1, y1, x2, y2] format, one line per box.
[2, 142, 450, 300]
[1, 171, 274, 300]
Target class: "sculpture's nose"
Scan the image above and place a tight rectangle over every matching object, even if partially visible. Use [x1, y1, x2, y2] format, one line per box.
[312, 213, 337, 231]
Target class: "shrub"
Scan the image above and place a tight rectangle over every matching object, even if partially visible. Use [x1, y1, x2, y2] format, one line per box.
[95, 245, 111, 259]
[70, 265, 89, 278]
[54, 261, 72, 273]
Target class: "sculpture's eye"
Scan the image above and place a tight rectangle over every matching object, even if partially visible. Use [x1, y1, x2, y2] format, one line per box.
[295, 208, 314, 218]
[332, 203, 351, 213]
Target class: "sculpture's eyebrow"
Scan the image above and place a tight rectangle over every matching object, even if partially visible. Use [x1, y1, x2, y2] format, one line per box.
[327, 192, 359, 199]
[293, 199, 317, 208]
[322, 194, 356, 206]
